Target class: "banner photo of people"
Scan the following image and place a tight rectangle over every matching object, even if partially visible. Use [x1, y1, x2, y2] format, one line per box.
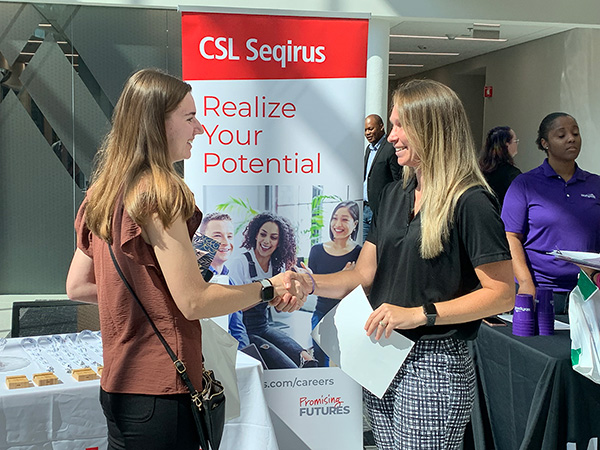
[181, 10, 368, 449]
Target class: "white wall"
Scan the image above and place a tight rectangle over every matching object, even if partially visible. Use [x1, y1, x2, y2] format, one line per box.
[408, 29, 600, 175]
[562, 28, 600, 174]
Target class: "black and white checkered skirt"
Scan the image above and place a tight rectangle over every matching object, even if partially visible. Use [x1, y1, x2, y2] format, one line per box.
[364, 338, 475, 450]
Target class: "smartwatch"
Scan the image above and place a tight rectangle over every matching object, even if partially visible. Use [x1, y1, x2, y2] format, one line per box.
[422, 303, 437, 327]
[258, 279, 275, 303]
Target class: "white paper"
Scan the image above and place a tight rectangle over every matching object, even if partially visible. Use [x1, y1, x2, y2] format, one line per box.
[549, 250, 600, 271]
[311, 286, 414, 398]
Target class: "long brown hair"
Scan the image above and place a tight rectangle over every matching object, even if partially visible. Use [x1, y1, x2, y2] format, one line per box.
[85, 69, 196, 242]
[392, 79, 490, 258]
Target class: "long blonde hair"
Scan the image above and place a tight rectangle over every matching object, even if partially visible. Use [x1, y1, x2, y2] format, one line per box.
[392, 79, 490, 259]
[85, 69, 196, 242]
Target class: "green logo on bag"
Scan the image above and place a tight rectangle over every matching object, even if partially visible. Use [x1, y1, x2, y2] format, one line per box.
[571, 348, 582, 366]
[577, 270, 598, 301]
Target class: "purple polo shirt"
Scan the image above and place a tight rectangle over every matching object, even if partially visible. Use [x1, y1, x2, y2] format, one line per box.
[502, 159, 600, 292]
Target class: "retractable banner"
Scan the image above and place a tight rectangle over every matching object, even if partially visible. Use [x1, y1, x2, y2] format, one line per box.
[182, 10, 368, 449]
[182, 11, 367, 187]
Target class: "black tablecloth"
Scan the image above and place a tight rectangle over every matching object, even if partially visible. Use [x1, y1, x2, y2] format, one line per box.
[471, 319, 600, 450]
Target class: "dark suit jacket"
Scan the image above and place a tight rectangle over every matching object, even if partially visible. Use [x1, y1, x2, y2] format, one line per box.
[364, 137, 402, 217]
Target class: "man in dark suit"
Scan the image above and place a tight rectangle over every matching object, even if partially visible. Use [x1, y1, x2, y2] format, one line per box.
[363, 114, 402, 241]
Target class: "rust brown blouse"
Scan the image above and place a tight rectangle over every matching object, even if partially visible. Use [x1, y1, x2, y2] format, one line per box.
[75, 195, 203, 394]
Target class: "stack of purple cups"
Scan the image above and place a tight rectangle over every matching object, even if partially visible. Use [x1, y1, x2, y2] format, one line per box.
[512, 294, 536, 337]
[535, 288, 555, 336]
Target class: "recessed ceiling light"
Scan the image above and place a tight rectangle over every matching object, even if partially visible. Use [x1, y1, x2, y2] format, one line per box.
[473, 23, 500, 27]
[390, 34, 505, 43]
[390, 34, 448, 40]
[455, 37, 507, 42]
[390, 51, 459, 56]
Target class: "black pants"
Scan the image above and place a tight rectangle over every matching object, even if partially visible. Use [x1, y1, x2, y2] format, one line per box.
[100, 388, 200, 450]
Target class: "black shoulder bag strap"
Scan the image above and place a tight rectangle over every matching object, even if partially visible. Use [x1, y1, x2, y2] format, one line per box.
[107, 244, 202, 403]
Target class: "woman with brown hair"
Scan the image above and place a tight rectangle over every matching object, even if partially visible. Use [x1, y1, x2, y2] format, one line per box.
[479, 125, 521, 205]
[66, 69, 303, 449]
[228, 211, 318, 369]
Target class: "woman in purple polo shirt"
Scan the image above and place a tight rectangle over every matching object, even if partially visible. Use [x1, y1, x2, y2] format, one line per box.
[501, 112, 600, 314]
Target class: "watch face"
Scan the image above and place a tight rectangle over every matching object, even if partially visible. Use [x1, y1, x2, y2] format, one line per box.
[262, 285, 275, 302]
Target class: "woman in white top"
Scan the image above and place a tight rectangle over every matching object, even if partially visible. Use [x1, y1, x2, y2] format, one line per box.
[228, 212, 318, 369]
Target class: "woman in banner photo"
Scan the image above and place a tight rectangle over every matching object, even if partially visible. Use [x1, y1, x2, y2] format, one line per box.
[65, 69, 305, 450]
[228, 211, 319, 369]
[479, 126, 522, 206]
[502, 112, 600, 314]
[285, 79, 514, 449]
[308, 200, 361, 367]
[193, 211, 309, 369]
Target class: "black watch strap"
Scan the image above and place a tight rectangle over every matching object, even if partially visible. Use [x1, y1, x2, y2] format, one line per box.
[423, 303, 437, 327]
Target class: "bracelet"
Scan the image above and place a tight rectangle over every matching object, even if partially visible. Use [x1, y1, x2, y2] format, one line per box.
[306, 272, 316, 295]
[291, 266, 316, 295]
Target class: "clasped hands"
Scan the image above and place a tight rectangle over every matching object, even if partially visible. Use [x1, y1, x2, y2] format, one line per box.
[273, 268, 427, 339]
[268, 270, 311, 313]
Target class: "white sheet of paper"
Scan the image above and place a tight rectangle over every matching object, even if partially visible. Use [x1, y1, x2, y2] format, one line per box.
[311, 285, 414, 398]
[549, 250, 600, 271]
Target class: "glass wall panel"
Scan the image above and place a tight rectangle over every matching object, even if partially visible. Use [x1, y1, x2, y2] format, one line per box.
[0, 2, 181, 293]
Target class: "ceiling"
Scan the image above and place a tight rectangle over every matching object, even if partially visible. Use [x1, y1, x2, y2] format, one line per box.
[387, 19, 575, 80]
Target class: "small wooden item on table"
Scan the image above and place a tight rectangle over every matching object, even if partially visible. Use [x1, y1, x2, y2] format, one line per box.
[33, 372, 59, 386]
[71, 368, 97, 382]
[6, 375, 31, 389]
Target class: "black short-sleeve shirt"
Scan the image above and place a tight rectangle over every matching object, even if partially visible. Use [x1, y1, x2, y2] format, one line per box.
[368, 178, 511, 341]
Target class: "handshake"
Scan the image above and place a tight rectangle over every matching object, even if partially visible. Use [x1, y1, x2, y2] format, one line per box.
[267, 266, 314, 313]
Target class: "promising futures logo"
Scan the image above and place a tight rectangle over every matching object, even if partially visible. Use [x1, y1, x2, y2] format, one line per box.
[299, 394, 351, 416]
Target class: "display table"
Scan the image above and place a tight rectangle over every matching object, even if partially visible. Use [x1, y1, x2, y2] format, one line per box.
[0, 336, 277, 450]
[471, 320, 600, 450]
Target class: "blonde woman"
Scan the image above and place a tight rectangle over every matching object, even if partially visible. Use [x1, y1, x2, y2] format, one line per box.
[287, 79, 514, 449]
[66, 69, 303, 449]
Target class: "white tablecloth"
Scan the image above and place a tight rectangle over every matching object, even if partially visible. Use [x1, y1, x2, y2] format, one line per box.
[0, 337, 278, 450]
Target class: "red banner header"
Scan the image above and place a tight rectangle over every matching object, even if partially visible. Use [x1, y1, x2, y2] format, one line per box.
[182, 12, 369, 81]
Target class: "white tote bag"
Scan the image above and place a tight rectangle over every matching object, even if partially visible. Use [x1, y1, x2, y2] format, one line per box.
[200, 318, 241, 421]
[569, 270, 600, 384]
